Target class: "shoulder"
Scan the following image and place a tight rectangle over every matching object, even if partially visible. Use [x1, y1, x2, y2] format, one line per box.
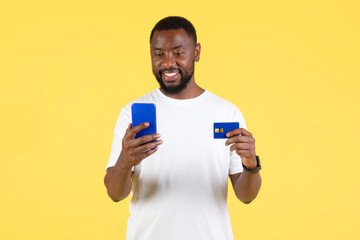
[112, 90, 158, 124]
[121, 89, 159, 112]
[206, 90, 247, 128]
[206, 90, 242, 112]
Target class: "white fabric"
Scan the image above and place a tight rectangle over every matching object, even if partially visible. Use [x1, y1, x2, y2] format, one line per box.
[106, 89, 247, 240]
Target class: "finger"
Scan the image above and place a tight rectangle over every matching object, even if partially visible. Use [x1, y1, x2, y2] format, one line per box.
[131, 140, 162, 158]
[125, 123, 132, 134]
[225, 135, 254, 146]
[226, 128, 252, 138]
[230, 142, 252, 152]
[122, 123, 132, 140]
[135, 139, 163, 154]
[236, 150, 254, 159]
[127, 122, 150, 139]
[136, 147, 159, 162]
[127, 133, 161, 148]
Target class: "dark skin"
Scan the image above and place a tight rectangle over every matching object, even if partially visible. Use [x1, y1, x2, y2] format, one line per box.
[104, 123, 162, 202]
[104, 28, 261, 204]
[226, 128, 261, 203]
[150, 29, 204, 99]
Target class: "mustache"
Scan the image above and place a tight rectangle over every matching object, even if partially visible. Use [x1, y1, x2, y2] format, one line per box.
[159, 67, 182, 74]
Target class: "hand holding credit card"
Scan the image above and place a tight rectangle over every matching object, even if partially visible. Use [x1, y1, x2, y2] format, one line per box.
[221, 123, 257, 169]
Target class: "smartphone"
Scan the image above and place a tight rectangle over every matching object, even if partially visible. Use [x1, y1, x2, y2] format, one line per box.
[213, 122, 239, 139]
[131, 103, 157, 139]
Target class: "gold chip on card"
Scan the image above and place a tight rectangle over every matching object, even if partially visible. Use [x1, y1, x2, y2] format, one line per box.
[215, 128, 224, 133]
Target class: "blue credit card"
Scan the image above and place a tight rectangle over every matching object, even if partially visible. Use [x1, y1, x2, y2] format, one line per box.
[213, 122, 239, 139]
[131, 103, 157, 139]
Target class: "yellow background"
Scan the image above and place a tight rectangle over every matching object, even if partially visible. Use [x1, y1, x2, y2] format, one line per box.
[1, 0, 359, 239]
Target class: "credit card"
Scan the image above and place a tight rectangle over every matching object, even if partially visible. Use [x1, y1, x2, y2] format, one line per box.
[213, 122, 239, 139]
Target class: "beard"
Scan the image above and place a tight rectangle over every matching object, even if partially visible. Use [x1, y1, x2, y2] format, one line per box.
[154, 63, 195, 95]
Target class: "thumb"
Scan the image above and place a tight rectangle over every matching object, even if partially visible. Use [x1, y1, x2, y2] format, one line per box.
[125, 123, 132, 134]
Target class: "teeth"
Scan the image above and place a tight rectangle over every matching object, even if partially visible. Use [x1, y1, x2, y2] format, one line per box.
[163, 72, 178, 77]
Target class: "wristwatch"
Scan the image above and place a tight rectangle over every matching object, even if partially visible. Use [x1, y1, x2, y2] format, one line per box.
[242, 155, 261, 174]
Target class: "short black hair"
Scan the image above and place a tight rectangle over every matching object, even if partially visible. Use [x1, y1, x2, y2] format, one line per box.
[150, 16, 197, 45]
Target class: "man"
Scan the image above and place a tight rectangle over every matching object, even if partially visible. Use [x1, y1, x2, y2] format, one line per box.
[104, 16, 261, 240]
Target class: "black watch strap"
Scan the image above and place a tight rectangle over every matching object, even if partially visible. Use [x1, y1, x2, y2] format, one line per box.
[242, 155, 261, 174]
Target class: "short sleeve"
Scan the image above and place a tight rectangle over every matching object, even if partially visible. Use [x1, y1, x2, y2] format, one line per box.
[105, 106, 134, 172]
[228, 106, 247, 175]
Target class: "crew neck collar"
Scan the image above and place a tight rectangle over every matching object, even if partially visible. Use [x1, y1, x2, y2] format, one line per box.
[154, 88, 209, 105]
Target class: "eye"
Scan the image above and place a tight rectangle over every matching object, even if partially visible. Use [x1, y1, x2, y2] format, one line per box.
[173, 51, 184, 56]
[154, 52, 163, 57]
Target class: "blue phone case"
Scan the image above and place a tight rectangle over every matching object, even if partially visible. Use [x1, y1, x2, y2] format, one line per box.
[213, 122, 239, 139]
[131, 103, 157, 139]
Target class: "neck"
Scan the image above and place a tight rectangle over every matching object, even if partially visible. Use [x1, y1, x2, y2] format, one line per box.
[160, 79, 205, 99]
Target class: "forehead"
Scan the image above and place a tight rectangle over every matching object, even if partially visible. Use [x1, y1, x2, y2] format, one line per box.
[150, 29, 194, 49]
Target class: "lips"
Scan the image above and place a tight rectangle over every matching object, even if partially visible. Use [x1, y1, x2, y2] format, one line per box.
[160, 69, 181, 82]
[163, 72, 178, 77]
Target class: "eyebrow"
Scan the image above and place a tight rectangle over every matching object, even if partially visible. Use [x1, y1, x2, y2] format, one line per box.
[153, 45, 185, 51]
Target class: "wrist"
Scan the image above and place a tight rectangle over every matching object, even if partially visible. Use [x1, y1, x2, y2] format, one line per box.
[242, 155, 261, 174]
[115, 153, 134, 171]
[243, 156, 257, 169]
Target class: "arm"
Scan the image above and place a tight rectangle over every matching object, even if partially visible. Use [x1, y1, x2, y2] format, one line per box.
[229, 171, 261, 204]
[104, 155, 133, 202]
[226, 128, 262, 204]
[104, 122, 163, 202]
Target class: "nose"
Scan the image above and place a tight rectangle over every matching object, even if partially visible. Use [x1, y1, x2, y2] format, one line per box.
[161, 54, 176, 68]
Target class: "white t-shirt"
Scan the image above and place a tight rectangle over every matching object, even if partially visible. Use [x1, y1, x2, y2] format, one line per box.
[106, 89, 247, 240]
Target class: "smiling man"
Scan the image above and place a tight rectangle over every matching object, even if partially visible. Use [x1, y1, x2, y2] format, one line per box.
[151, 26, 200, 97]
[104, 16, 262, 240]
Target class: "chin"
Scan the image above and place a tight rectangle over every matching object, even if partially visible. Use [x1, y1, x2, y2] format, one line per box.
[155, 72, 193, 95]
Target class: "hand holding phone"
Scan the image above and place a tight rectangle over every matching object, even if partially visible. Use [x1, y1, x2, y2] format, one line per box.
[119, 122, 162, 168]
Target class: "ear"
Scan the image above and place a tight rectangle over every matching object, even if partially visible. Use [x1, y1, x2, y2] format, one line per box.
[194, 43, 201, 62]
